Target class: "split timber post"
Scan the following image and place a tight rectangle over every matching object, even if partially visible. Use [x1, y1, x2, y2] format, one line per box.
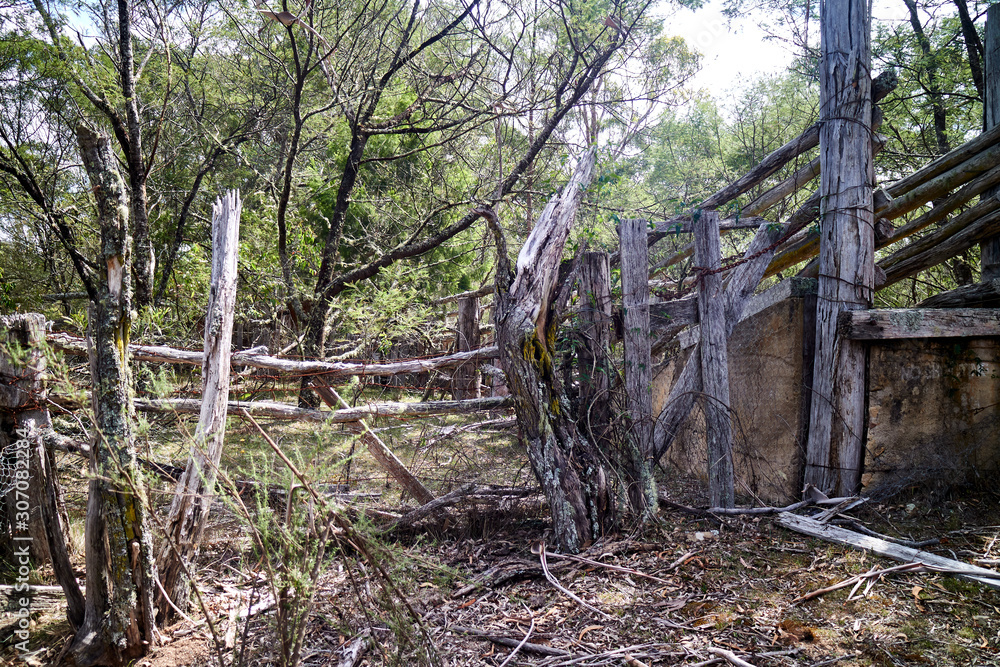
[451, 295, 481, 399]
[157, 190, 241, 619]
[0, 314, 84, 627]
[693, 210, 734, 509]
[619, 219, 656, 513]
[804, 0, 874, 495]
[576, 251, 613, 449]
[981, 3, 1000, 282]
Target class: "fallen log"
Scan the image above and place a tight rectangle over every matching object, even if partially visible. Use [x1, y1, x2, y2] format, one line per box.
[0, 585, 74, 614]
[48, 331, 500, 378]
[388, 483, 476, 531]
[776, 513, 1000, 590]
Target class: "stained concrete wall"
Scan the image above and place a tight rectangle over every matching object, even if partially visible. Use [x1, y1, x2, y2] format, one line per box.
[652, 280, 1000, 503]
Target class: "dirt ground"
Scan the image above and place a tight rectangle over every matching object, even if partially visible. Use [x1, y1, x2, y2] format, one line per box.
[4, 476, 999, 667]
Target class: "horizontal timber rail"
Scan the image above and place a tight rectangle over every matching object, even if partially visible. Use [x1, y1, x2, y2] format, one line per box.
[136, 396, 512, 422]
[48, 332, 500, 378]
[838, 308, 1000, 340]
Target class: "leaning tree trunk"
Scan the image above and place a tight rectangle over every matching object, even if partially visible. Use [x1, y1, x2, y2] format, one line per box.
[68, 124, 157, 667]
[485, 149, 623, 553]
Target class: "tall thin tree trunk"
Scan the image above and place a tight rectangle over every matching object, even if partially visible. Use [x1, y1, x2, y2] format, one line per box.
[451, 296, 481, 399]
[69, 124, 157, 667]
[117, 0, 154, 307]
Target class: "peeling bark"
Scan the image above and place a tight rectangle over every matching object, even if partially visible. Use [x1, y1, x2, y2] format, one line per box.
[488, 150, 625, 553]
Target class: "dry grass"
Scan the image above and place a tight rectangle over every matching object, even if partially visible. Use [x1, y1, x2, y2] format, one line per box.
[3, 404, 999, 666]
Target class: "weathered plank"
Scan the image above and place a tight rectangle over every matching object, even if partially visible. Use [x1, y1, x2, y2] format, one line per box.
[620, 219, 653, 457]
[620, 219, 656, 514]
[694, 210, 734, 509]
[577, 252, 613, 448]
[804, 0, 874, 496]
[652, 220, 787, 461]
[777, 514, 1000, 590]
[839, 308, 1000, 339]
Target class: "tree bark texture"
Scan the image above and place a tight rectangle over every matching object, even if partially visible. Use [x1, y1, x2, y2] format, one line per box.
[619, 220, 656, 515]
[451, 296, 481, 399]
[490, 150, 619, 552]
[981, 4, 1000, 281]
[0, 313, 84, 628]
[117, 0, 154, 307]
[693, 210, 734, 509]
[70, 124, 157, 667]
[575, 252, 613, 450]
[157, 191, 241, 620]
[804, 0, 874, 496]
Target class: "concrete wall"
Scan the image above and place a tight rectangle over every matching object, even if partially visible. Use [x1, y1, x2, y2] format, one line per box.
[652, 280, 1000, 503]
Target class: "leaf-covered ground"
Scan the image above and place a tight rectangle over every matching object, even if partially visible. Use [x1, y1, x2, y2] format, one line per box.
[3, 414, 999, 666]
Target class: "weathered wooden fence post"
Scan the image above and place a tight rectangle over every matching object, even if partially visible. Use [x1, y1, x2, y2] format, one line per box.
[981, 3, 1000, 281]
[693, 210, 735, 508]
[619, 219, 656, 513]
[804, 0, 874, 495]
[157, 190, 241, 618]
[576, 251, 613, 448]
[1, 313, 84, 627]
[451, 295, 481, 399]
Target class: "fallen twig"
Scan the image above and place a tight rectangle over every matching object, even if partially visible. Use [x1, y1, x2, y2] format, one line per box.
[664, 550, 698, 572]
[447, 624, 570, 656]
[535, 542, 612, 620]
[496, 618, 534, 667]
[793, 561, 936, 604]
[387, 483, 476, 531]
[541, 549, 672, 584]
[707, 646, 756, 667]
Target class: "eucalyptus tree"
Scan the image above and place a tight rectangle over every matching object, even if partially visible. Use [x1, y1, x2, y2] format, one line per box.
[234, 0, 700, 408]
